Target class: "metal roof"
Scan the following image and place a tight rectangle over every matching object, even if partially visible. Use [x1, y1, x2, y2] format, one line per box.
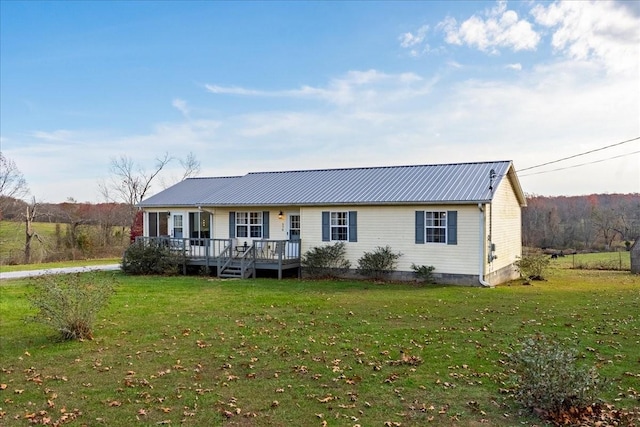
[139, 161, 526, 207]
[139, 176, 242, 207]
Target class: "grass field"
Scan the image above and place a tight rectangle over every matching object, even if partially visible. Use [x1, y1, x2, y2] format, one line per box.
[0, 220, 126, 267]
[0, 221, 58, 264]
[551, 250, 631, 271]
[1, 267, 639, 426]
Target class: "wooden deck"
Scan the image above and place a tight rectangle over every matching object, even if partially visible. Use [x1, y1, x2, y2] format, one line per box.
[136, 237, 301, 279]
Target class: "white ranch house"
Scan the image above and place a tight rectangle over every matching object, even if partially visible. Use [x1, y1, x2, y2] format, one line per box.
[138, 160, 526, 286]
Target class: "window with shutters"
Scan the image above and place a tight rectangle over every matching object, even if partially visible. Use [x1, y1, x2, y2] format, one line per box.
[236, 211, 263, 238]
[322, 211, 357, 242]
[425, 211, 447, 243]
[331, 212, 348, 241]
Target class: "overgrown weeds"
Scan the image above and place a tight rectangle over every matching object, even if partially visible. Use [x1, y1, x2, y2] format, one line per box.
[27, 272, 116, 340]
[507, 334, 601, 420]
[515, 253, 551, 280]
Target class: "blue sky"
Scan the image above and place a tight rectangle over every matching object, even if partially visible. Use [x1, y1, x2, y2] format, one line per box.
[1, 1, 638, 203]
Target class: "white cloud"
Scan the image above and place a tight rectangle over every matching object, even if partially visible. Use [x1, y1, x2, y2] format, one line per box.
[29, 130, 77, 142]
[438, 1, 540, 53]
[172, 98, 190, 118]
[399, 25, 429, 48]
[398, 25, 431, 57]
[505, 63, 522, 70]
[531, 1, 640, 75]
[205, 70, 431, 108]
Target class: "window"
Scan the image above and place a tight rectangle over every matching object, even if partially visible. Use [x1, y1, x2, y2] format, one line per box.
[322, 211, 357, 242]
[236, 211, 263, 238]
[331, 212, 348, 241]
[148, 212, 169, 237]
[173, 214, 183, 238]
[425, 211, 447, 243]
[415, 210, 457, 245]
[189, 212, 211, 242]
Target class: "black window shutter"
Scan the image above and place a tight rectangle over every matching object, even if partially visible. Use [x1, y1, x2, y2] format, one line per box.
[263, 211, 270, 238]
[415, 211, 425, 244]
[229, 212, 236, 238]
[348, 211, 357, 242]
[322, 211, 330, 242]
[447, 211, 457, 245]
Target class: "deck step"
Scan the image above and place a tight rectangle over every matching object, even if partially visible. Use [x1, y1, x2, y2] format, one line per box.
[220, 263, 254, 279]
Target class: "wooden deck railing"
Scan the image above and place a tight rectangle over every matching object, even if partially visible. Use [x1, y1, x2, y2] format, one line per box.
[135, 237, 301, 262]
[134, 237, 301, 279]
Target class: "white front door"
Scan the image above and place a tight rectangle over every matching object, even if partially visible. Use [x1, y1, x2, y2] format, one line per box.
[288, 214, 301, 241]
[171, 213, 184, 238]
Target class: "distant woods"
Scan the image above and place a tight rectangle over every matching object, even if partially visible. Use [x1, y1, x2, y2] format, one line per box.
[0, 150, 201, 264]
[522, 194, 640, 251]
[0, 200, 132, 264]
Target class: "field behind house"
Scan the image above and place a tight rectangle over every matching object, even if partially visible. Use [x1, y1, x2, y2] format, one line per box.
[0, 220, 127, 266]
[1, 267, 639, 426]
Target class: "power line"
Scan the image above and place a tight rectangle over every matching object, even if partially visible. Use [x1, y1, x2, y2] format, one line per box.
[519, 150, 640, 177]
[518, 136, 639, 172]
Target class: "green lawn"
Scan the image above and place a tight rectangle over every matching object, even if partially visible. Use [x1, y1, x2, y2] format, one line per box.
[1, 268, 639, 426]
[551, 250, 631, 270]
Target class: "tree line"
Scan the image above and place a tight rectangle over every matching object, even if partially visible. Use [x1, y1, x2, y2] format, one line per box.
[0, 151, 199, 264]
[522, 193, 640, 251]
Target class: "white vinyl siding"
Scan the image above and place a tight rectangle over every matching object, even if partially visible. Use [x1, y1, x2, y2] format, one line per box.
[301, 205, 480, 275]
[488, 176, 523, 273]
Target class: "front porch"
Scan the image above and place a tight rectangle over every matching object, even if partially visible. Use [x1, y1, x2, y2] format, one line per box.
[135, 237, 302, 279]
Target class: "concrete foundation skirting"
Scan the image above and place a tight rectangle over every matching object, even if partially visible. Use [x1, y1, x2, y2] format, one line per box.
[301, 263, 520, 286]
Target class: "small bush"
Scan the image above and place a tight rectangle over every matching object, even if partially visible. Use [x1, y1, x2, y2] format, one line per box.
[28, 273, 115, 341]
[121, 240, 183, 275]
[514, 253, 550, 280]
[507, 334, 600, 416]
[357, 246, 402, 280]
[301, 242, 351, 278]
[411, 263, 436, 283]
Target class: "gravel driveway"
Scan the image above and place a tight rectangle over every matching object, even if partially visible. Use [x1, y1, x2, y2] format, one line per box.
[0, 264, 120, 280]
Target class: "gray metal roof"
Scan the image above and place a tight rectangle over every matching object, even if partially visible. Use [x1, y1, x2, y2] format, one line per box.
[139, 176, 242, 207]
[139, 161, 525, 207]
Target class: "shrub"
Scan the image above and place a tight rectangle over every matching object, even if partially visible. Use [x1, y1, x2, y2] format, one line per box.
[28, 273, 115, 341]
[357, 246, 402, 280]
[301, 242, 351, 278]
[514, 253, 550, 280]
[507, 334, 600, 416]
[121, 240, 183, 275]
[411, 263, 436, 283]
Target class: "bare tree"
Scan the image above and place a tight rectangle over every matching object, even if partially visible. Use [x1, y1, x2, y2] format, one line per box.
[179, 152, 201, 181]
[0, 152, 29, 217]
[24, 198, 43, 263]
[159, 151, 201, 189]
[99, 153, 172, 221]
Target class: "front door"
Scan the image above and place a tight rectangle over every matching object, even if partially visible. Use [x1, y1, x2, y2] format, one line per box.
[171, 213, 184, 238]
[288, 214, 301, 241]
